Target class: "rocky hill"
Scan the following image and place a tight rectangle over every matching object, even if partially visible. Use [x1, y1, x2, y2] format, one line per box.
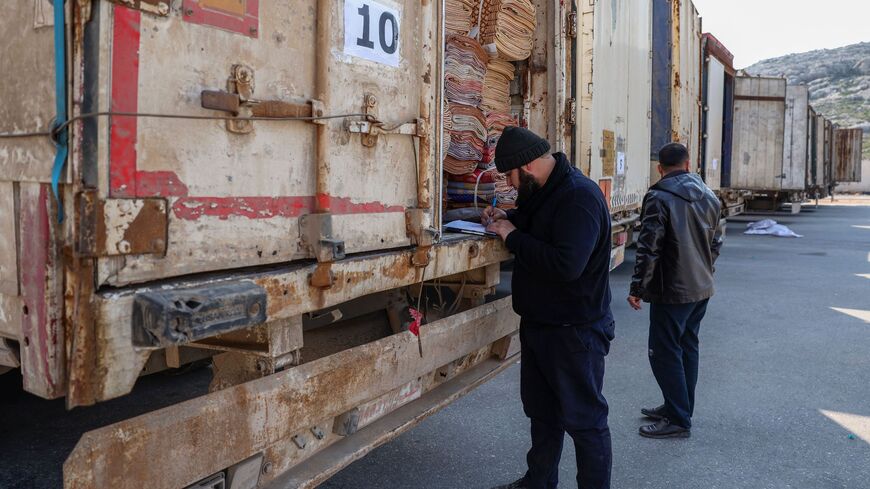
[745, 42, 870, 159]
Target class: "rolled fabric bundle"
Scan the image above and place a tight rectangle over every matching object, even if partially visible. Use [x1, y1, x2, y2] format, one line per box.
[448, 168, 498, 184]
[480, 0, 536, 61]
[444, 103, 486, 174]
[444, 155, 480, 175]
[481, 58, 515, 113]
[445, 0, 477, 35]
[445, 35, 488, 106]
[481, 111, 518, 165]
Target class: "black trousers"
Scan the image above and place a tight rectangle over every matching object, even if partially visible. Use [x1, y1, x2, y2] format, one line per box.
[520, 320, 613, 489]
[648, 299, 709, 429]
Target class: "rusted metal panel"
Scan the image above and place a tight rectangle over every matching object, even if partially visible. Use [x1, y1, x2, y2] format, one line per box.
[730, 77, 787, 191]
[0, 0, 62, 183]
[73, 236, 510, 404]
[270, 356, 514, 489]
[64, 296, 520, 489]
[76, 193, 168, 257]
[782, 85, 809, 191]
[834, 128, 863, 183]
[82, 0, 438, 285]
[18, 183, 66, 399]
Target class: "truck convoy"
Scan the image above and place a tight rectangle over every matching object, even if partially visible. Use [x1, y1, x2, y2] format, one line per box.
[0, 1, 863, 488]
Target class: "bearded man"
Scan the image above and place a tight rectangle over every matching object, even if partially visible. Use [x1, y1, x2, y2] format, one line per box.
[485, 126, 615, 489]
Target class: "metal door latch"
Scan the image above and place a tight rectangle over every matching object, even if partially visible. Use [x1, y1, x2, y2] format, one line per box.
[201, 65, 326, 134]
[347, 94, 428, 147]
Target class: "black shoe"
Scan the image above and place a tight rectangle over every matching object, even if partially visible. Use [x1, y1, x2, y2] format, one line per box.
[490, 477, 529, 489]
[641, 404, 667, 420]
[639, 418, 691, 439]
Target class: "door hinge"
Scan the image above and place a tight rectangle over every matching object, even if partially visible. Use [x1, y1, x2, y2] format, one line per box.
[566, 12, 578, 38]
[565, 98, 577, 126]
[107, 0, 169, 16]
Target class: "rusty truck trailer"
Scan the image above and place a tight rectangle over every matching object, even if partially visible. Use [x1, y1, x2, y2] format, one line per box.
[0, 0, 596, 488]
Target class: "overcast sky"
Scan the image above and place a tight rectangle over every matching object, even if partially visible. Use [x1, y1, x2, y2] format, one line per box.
[692, 0, 870, 68]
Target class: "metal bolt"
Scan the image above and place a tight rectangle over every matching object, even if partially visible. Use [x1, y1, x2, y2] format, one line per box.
[292, 434, 307, 449]
[238, 68, 252, 83]
[262, 462, 273, 475]
[248, 301, 261, 317]
[311, 426, 325, 440]
[366, 95, 378, 107]
[157, 2, 169, 15]
[185, 8, 194, 16]
[255, 359, 267, 372]
[249, 26, 258, 35]
[118, 240, 132, 254]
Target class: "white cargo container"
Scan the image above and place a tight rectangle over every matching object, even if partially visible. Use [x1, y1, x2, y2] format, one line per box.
[731, 77, 787, 191]
[577, 0, 652, 252]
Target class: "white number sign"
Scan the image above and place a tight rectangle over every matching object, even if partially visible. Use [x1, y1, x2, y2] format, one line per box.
[344, 0, 401, 67]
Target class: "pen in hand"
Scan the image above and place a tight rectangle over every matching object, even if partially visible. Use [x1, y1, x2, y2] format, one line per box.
[485, 196, 498, 226]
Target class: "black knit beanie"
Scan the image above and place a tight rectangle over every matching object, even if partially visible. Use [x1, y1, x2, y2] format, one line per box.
[495, 126, 551, 173]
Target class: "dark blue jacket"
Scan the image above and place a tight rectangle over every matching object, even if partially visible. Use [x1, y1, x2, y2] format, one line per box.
[505, 153, 614, 332]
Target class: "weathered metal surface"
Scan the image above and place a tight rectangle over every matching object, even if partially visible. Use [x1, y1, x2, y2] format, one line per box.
[107, 0, 170, 17]
[584, 0, 651, 212]
[76, 193, 168, 256]
[131, 281, 268, 347]
[834, 128, 863, 183]
[269, 355, 515, 489]
[782, 85, 809, 191]
[0, 0, 62, 183]
[79, 0, 437, 286]
[0, 337, 20, 368]
[730, 77, 787, 191]
[0, 182, 17, 296]
[18, 183, 66, 399]
[74, 236, 509, 404]
[64, 296, 519, 489]
[0, 293, 23, 339]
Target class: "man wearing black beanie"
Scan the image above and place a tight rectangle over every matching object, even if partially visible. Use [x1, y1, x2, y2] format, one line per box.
[486, 126, 614, 489]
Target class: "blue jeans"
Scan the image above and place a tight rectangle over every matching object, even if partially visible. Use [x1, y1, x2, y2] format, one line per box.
[520, 320, 613, 489]
[648, 300, 710, 429]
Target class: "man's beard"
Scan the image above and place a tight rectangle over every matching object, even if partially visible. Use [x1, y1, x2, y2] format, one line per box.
[516, 168, 541, 204]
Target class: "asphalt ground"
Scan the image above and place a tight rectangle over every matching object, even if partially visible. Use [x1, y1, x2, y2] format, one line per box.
[1, 202, 868, 489]
[324, 202, 870, 489]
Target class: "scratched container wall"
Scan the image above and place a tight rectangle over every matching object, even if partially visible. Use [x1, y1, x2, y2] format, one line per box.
[583, 0, 652, 213]
[0, 1, 67, 399]
[834, 127, 864, 183]
[84, 1, 437, 287]
[730, 76, 787, 191]
[782, 85, 809, 191]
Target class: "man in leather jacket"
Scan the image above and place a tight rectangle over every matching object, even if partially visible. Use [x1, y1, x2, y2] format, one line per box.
[628, 142, 723, 439]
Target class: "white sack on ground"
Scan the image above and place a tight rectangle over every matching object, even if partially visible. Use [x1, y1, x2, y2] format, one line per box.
[744, 219, 803, 238]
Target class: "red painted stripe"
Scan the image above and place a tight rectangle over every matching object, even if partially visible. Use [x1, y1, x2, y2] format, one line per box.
[172, 196, 405, 221]
[109, 5, 141, 197]
[19, 185, 56, 391]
